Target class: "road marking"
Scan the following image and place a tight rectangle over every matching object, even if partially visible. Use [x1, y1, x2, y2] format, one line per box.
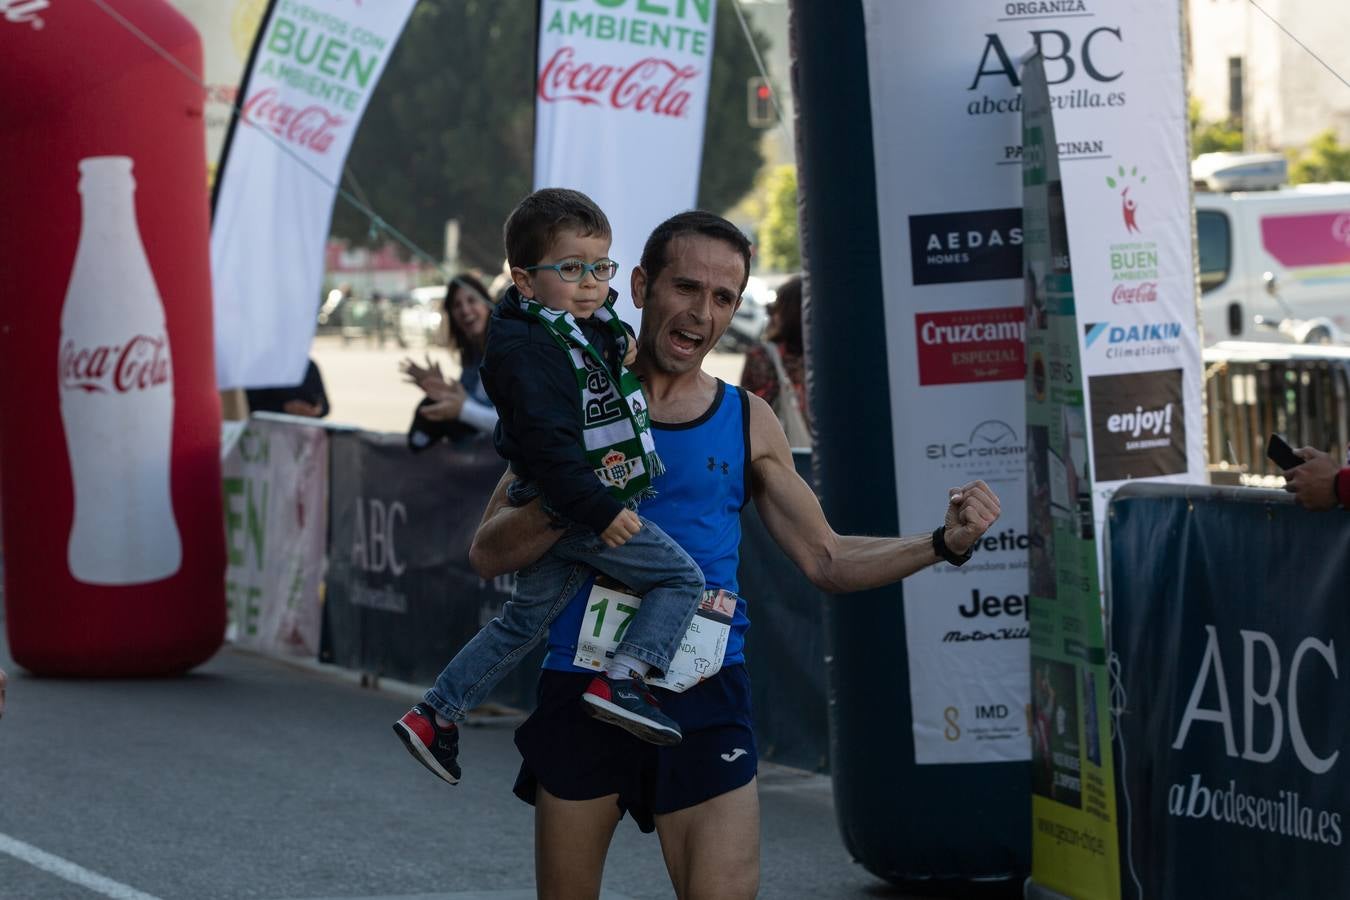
[0, 832, 165, 900]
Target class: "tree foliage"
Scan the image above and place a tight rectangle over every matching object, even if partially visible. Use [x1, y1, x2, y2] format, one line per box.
[1289, 129, 1350, 185]
[1188, 99, 1243, 157]
[757, 164, 799, 272]
[697, 3, 768, 219]
[331, 0, 766, 272]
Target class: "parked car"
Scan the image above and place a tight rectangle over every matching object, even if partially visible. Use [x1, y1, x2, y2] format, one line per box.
[400, 285, 446, 347]
[1194, 153, 1350, 345]
[717, 276, 776, 352]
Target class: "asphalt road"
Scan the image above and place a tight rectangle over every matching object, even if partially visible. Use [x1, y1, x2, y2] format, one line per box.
[0, 626, 919, 900]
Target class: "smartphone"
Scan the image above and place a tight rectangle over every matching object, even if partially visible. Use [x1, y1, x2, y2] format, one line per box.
[1266, 433, 1304, 470]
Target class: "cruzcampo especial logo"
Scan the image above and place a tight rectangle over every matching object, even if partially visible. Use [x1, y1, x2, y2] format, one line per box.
[1105, 165, 1146, 234]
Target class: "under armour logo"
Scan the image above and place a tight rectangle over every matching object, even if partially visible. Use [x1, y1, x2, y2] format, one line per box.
[720, 748, 748, 762]
[707, 457, 729, 475]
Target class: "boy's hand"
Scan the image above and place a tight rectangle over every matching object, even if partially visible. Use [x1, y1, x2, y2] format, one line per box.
[623, 339, 638, 367]
[600, 508, 642, 548]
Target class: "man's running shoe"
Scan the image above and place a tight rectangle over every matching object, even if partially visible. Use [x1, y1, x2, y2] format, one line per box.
[393, 703, 461, 785]
[581, 674, 683, 746]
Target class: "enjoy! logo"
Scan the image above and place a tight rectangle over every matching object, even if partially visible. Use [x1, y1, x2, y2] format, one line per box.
[1105, 164, 1146, 234]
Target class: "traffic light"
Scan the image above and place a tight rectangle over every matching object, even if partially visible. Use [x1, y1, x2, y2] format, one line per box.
[747, 76, 776, 128]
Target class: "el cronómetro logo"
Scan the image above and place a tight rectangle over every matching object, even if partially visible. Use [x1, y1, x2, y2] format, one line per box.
[915, 306, 1025, 385]
[925, 419, 1026, 485]
[909, 208, 1023, 285]
[1089, 368, 1186, 481]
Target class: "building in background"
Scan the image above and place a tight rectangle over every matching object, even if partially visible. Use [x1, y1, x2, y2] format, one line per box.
[1189, 0, 1350, 151]
[322, 240, 434, 298]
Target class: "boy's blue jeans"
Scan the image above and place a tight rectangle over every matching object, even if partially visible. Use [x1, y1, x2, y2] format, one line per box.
[423, 517, 704, 723]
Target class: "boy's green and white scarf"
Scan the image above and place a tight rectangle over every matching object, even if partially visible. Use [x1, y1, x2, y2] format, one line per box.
[519, 296, 663, 504]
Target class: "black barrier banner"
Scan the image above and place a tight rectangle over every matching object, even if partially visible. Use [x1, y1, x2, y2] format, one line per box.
[1109, 484, 1350, 898]
[322, 430, 832, 769]
[323, 431, 542, 708]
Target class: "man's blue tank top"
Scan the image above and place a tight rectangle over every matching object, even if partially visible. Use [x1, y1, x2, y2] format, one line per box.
[543, 379, 752, 671]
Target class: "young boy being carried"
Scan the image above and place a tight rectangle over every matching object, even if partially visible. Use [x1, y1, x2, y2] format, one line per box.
[393, 188, 705, 786]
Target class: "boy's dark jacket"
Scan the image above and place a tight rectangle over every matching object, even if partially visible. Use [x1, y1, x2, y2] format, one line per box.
[480, 286, 632, 534]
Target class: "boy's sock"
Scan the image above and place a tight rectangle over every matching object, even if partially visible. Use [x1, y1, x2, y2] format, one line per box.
[605, 653, 652, 682]
[434, 712, 455, 729]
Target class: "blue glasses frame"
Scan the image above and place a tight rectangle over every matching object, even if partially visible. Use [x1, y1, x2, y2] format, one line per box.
[523, 258, 620, 283]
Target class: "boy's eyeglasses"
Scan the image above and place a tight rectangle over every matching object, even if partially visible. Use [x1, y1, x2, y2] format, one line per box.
[524, 258, 620, 283]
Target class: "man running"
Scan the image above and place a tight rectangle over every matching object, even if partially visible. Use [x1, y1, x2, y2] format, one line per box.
[469, 210, 1001, 899]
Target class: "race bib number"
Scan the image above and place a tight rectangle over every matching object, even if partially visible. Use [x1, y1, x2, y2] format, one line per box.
[574, 580, 737, 693]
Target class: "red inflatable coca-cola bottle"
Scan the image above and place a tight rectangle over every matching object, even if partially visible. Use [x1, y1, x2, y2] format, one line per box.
[0, 0, 225, 675]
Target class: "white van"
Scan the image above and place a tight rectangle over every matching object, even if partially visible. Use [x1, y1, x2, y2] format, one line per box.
[1193, 153, 1350, 345]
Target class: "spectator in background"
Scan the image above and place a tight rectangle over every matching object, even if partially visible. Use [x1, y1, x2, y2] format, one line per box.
[739, 275, 811, 446]
[369, 291, 393, 348]
[1283, 446, 1350, 511]
[245, 358, 330, 418]
[402, 273, 498, 450]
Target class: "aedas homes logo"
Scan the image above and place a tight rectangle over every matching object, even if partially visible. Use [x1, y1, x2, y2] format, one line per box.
[1105, 164, 1145, 234]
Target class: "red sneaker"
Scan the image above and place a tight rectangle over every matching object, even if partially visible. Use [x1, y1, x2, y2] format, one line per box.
[392, 703, 461, 785]
[581, 674, 683, 746]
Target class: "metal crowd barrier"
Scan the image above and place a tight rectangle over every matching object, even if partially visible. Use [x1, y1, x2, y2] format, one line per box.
[1203, 342, 1350, 479]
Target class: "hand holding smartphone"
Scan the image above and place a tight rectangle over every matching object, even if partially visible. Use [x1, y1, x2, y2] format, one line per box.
[1266, 433, 1305, 470]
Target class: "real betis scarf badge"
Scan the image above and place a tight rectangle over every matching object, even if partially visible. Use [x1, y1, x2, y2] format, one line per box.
[519, 296, 664, 504]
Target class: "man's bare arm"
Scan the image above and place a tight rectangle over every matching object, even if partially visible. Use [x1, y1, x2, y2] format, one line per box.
[746, 394, 1000, 594]
[468, 470, 563, 579]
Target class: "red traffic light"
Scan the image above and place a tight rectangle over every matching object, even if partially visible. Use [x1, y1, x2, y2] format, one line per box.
[747, 76, 776, 128]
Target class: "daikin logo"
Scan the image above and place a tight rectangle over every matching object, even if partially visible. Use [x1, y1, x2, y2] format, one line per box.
[1083, 320, 1182, 359]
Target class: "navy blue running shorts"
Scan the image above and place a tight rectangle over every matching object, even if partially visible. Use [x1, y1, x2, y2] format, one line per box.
[513, 665, 757, 833]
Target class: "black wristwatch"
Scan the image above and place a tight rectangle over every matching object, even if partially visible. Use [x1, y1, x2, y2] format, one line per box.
[932, 526, 974, 567]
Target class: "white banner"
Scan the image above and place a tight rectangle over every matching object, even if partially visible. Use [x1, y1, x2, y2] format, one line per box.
[533, 0, 717, 324]
[211, 0, 416, 389]
[222, 417, 328, 657]
[861, 0, 1203, 765]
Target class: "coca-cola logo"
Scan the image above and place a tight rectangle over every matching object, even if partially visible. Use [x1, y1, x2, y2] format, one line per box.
[242, 88, 343, 154]
[537, 46, 697, 117]
[1111, 281, 1158, 304]
[60, 334, 171, 394]
[2, 0, 48, 29]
